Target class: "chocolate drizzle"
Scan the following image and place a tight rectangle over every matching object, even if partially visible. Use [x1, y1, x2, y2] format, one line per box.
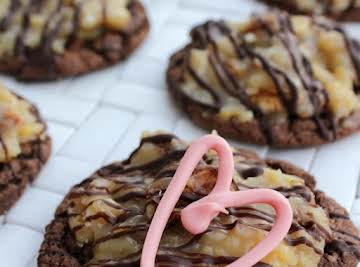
[276, 13, 336, 140]
[239, 166, 264, 178]
[178, 12, 360, 144]
[0, 138, 9, 160]
[56, 133, 360, 266]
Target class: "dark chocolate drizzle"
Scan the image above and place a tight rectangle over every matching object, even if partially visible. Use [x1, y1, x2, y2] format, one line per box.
[276, 13, 335, 140]
[239, 166, 264, 179]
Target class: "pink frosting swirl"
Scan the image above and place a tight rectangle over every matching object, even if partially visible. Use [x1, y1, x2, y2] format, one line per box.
[141, 134, 293, 267]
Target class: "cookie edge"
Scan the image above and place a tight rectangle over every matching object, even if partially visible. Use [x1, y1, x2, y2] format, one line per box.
[0, 95, 51, 215]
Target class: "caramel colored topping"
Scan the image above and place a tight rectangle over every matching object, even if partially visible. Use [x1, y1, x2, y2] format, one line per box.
[104, 0, 131, 31]
[62, 133, 335, 266]
[0, 84, 45, 162]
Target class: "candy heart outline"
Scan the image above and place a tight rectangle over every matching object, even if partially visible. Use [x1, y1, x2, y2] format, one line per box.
[141, 134, 293, 267]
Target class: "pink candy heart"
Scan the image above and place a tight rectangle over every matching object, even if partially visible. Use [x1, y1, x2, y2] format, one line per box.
[141, 135, 293, 267]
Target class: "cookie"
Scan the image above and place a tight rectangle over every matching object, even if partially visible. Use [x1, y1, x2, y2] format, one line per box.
[167, 11, 360, 148]
[260, 0, 360, 21]
[0, 83, 51, 215]
[0, 0, 149, 81]
[38, 132, 360, 266]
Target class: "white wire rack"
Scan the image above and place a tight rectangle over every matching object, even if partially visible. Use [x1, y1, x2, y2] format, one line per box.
[0, 0, 360, 266]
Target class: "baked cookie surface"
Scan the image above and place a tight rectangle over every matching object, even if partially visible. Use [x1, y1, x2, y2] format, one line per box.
[261, 0, 360, 21]
[0, 83, 51, 214]
[167, 12, 360, 147]
[38, 132, 360, 266]
[0, 0, 149, 81]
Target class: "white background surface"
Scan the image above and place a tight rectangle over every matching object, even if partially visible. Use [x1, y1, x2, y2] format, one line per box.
[1, 0, 360, 266]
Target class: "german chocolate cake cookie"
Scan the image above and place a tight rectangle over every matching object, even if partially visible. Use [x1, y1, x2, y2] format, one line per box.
[0, 83, 51, 214]
[167, 12, 360, 147]
[261, 0, 360, 21]
[38, 133, 360, 266]
[0, 0, 149, 81]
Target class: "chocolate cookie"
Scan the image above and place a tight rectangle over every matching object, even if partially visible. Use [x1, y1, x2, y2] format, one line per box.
[260, 0, 360, 21]
[0, 0, 149, 81]
[167, 12, 360, 148]
[38, 132, 360, 266]
[0, 83, 51, 214]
